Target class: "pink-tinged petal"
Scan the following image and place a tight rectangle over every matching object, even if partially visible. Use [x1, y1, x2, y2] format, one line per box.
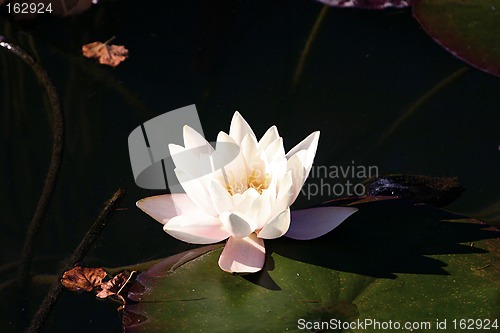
[229, 111, 256, 145]
[136, 194, 203, 225]
[183, 125, 214, 151]
[285, 207, 357, 240]
[258, 208, 290, 239]
[258, 126, 279, 150]
[164, 214, 230, 244]
[218, 233, 265, 273]
[219, 212, 257, 238]
[286, 131, 320, 177]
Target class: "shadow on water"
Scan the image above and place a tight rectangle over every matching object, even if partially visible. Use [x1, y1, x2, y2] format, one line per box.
[246, 200, 500, 288]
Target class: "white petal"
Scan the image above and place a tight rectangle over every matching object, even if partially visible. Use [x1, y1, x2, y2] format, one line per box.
[247, 189, 272, 229]
[218, 234, 265, 273]
[219, 212, 257, 238]
[264, 137, 285, 162]
[169, 145, 213, 179]
[175, 168, 218, 216]
[213, 132, 242, 170]
[286, 131, 320, 160]
[209, 180, 233, 213]
[240, 133, 259, 163]
[273, 171, 294, 215]
[229, 111, 256, 144]
[214, 131, 247, 186]
[286, 131, 320, 178]
[258, 208, 291, 239]
[232, 188, 260, 212]
[286, 152, 307, 204]
[271, 165, 288, 184]
[285, 207, 358, 240]
[164, 214, 230, 244]
[136, 194, 203, 225]
[183, 125, 214, 151]
[168, 143, 186, 156]
[216, 131, 233, 144]
[258, 126, 279, 150]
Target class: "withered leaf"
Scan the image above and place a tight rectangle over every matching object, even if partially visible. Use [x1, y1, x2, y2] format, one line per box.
[97, 270, 135, 310]
[61, 266, 108, 292]
[82, 41, 129, 67]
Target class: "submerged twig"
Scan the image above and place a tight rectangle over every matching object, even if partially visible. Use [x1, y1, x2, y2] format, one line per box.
[0, 36, 65, 287]
[292, 5, 330, 87]
[26, 188, 126, 333]
[374, 66, 468, 148]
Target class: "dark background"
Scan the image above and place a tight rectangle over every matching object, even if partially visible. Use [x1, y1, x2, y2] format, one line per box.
[1, 0, 499, 332]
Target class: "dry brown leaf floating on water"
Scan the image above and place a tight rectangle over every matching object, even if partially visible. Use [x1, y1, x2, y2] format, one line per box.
[61, 266, 108, 292]
[96, 270, 135, 309]
[96, 270, 132, 299]
[82, 38, 129, 67]
[61, 266, 135, 310]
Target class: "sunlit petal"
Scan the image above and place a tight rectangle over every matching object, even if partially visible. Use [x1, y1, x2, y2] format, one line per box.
[169, 144, 213, 179]
[258, 126, 279, 150]
[286, 131, 320, 178]
[175, 168, 217, 216]
[229, 111, 256, 144]
[214, 131, 247, 186]
[285, 207, 358, 240]
[258, 208, 290, 239]
[220, 211, 257, 238]
[209, 180, 233, 213]
[286, 152, 307, 203]
[273, 172, 294, 214]
[183, 125, 214, 151]
[248, 189, 272, 229]
[164, 214, 230, 244]
[233, 188, 260, 212]
[264, 137, 285, 160]
[218, 233, 265, 273]
[240, 133, 259, 163]
[136, 194, 202, 225]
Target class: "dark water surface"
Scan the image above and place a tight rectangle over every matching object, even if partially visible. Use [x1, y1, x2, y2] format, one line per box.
[1, 1, 499, 332]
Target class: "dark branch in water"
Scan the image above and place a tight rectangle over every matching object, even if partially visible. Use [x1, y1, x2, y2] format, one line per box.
[0, 36, 65, 287]
[26, 188, 126, 333]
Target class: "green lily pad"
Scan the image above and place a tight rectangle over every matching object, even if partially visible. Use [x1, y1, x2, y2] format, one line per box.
[413, 0, 500, 77]
[124, 200, 500, 332]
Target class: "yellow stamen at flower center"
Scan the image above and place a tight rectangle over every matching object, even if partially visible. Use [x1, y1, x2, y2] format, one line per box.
[226, 169, 271, 195]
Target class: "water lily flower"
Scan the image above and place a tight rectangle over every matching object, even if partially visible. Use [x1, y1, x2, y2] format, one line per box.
[137, 112, 357, 273]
